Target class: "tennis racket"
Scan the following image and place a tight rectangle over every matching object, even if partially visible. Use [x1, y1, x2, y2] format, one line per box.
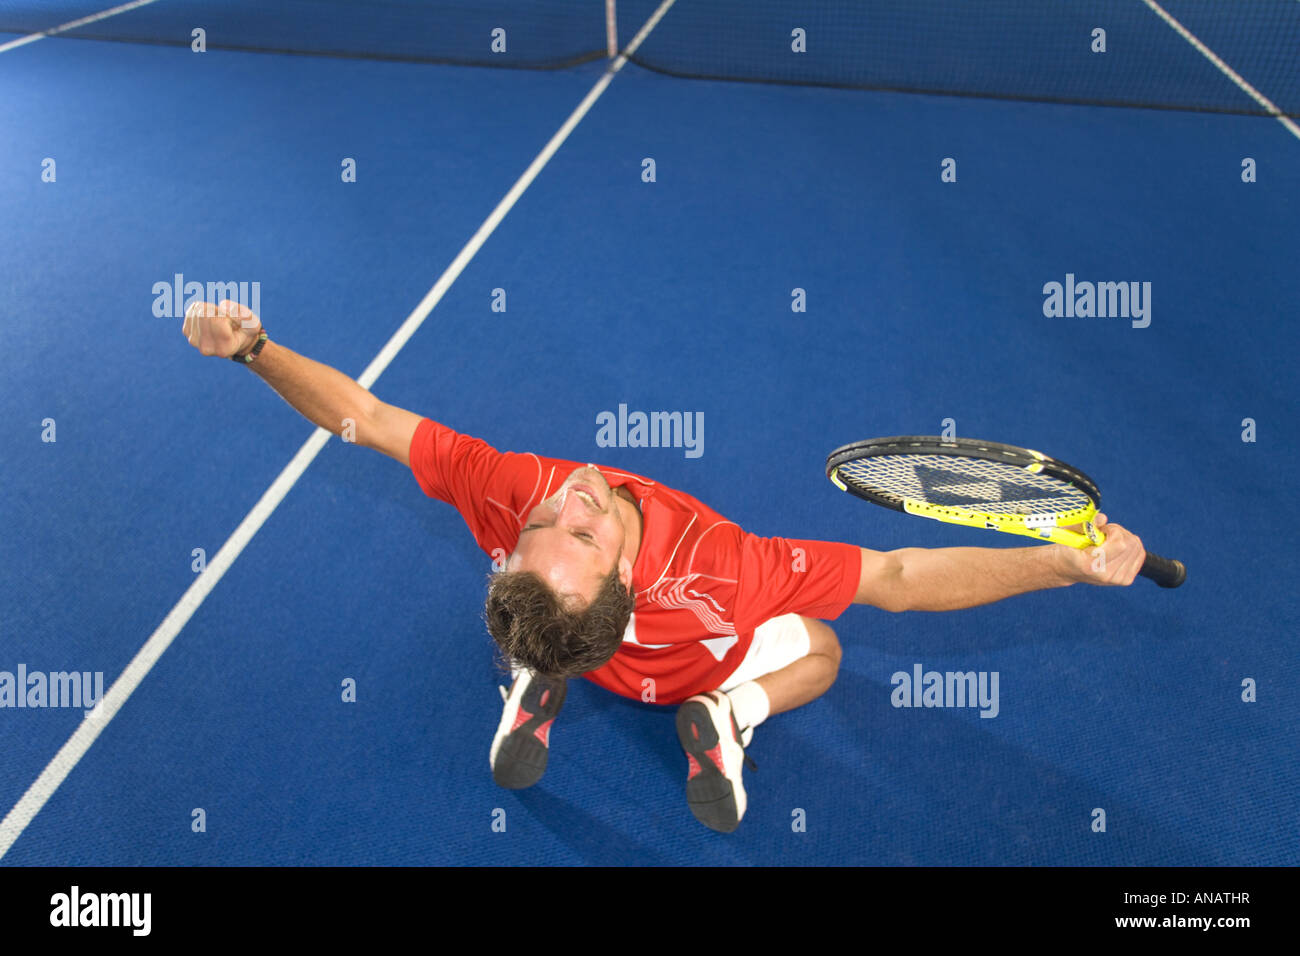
[826, 436, 1185, 588]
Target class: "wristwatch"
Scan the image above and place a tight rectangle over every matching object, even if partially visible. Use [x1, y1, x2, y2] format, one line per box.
[232, 329, 269, 365]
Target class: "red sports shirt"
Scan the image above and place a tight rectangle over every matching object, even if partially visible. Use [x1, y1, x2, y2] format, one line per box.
[408, 418, 861, 705]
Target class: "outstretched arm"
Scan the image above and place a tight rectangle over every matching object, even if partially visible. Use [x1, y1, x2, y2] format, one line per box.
[852, 514, 1146, 612]
[181, 299, 421, 465]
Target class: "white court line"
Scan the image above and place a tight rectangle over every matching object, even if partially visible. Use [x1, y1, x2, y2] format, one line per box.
[1140, 0, 1300, 142]
[0, 0, 680, 861]
[356, 0, 677, 392]
[605, 0, 618, 59]
[0, 0, 163, 55]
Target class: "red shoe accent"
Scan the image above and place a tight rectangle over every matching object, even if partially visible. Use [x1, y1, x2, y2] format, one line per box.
[540, 689, 550, 708]
[687, 753, 702, 780]
[691, 723, 700, 741]
[705, 743, 725, 774]
[533, 718, 554, 747]
[510, 707, 533, 733]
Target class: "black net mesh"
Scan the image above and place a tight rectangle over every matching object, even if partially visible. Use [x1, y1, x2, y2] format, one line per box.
[617, 0, 1300, 116]
[3, 1, 1295, 116]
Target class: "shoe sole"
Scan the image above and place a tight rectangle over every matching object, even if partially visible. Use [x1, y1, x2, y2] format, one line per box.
[676, 697, 743, 834]
[493, 678, 566, 790]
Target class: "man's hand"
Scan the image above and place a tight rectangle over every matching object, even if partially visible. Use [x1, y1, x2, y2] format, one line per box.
[182, 299, 263, 358]
[1054, 513, 1145, 586]
[179, 301, 422, 465]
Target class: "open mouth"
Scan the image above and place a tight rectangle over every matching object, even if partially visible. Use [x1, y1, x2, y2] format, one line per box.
[570, 484, 602, 509]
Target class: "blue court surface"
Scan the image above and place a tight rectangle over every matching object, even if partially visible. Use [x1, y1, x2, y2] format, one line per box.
[1, 1, 1296, 867]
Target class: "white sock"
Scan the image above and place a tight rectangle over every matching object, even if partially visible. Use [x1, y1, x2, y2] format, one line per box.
[507, 660, 530, 687]
[726, 681, 771, 746]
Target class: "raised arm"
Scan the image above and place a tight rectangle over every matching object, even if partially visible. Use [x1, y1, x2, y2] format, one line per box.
[182, 299, 421, 465]
[852, 514, 1146, 612]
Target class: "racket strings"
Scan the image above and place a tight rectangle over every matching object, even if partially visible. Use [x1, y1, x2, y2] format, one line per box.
[837, 455, 1093, 514]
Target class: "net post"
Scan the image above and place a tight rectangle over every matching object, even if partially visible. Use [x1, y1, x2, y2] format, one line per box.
[605, 0, 618, 58]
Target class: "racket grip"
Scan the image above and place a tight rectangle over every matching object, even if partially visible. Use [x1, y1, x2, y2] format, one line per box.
[1139, 552, 1186, 588]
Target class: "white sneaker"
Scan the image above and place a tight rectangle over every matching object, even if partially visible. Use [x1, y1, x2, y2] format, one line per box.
[676, 691, 755, 833]
[489, 669, 567, 790]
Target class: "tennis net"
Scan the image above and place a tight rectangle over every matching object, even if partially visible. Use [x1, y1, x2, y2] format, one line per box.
[0, 1, 610, 69]
[2, 1, 1296, 117]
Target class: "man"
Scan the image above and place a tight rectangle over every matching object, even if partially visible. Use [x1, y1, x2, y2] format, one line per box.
[183, 300, 1147, 833]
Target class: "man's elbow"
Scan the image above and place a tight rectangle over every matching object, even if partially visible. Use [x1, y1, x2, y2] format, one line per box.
[855, 548, 911, 613]
[877, 592, 910, 614]
[875, 584, 911, 614]
[358, 399, 421, 467]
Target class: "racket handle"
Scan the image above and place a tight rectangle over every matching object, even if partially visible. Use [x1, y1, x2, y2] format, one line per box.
[1139, 552, 1186, 588]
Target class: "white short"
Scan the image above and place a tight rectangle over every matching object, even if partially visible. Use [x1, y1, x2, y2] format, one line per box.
[718, 614, 812, 691]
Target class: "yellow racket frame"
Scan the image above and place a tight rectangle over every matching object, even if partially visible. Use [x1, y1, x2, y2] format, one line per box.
[829, 461, 1105, 549]
[826, 435, 1185, 587]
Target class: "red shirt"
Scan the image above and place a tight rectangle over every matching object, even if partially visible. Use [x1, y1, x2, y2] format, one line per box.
[408, 418, 861, 705]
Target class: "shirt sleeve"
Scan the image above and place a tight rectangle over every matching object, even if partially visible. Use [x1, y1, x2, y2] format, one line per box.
[407, 417, 539, 552]
[731, 534, 862, 635]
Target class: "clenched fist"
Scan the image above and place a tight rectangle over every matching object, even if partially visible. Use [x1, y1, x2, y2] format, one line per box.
[1055, 513, 1146, 586]
[182, 299, 263, 358]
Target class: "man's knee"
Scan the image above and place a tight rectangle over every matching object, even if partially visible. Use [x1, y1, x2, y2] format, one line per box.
[802, 618, 842, 672]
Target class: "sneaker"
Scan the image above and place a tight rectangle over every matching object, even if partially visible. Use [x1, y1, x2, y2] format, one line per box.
[489, 670, 567, 789]
[676, 691, 756, 833]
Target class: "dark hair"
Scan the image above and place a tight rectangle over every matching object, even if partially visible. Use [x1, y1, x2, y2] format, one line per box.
[483, 568, 636, 681]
